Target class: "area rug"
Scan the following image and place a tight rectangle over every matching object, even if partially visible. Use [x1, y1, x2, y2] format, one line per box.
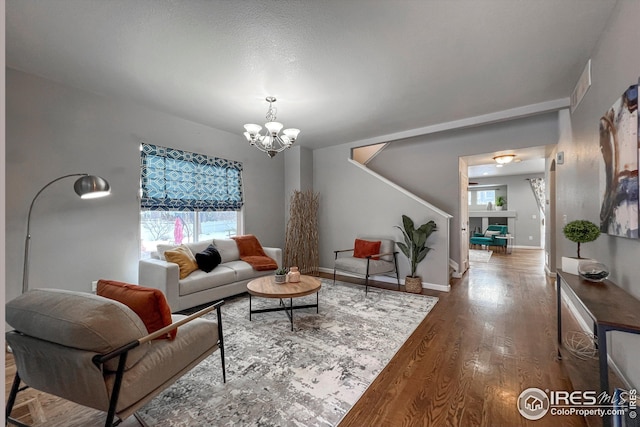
[137, 279, 438, 426]
[469, 248, 493, 262]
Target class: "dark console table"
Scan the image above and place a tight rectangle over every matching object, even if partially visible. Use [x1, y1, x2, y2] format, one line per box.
[557, 270, 640, 427]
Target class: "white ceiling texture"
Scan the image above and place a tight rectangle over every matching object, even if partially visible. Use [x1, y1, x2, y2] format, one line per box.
[6, 0, 617, 156]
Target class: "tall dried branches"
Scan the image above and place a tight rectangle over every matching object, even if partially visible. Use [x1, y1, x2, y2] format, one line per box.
[284, 190, 320, 275]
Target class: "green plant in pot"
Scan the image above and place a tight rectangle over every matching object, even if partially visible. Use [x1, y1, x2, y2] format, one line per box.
[495, 196, 506, 210]
[395, 215, 437, 293]
[274, 267, 288, 284]
[561, 220, 600, 275]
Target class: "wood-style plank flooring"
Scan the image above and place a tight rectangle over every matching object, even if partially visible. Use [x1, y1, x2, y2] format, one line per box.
[5, 248, 586, 426]
[338, 248, 586, 427]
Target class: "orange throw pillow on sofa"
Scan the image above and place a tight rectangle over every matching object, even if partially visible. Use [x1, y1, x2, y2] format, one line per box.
[97, 279, 175, 340]
[353, 239, 382, 260]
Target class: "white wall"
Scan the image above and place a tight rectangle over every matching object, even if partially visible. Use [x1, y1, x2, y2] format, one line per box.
[284, 145, 313, 220]
[314, 144, 450, 288]
[557, 0, 640, 388]
[6, 69, 285, 303]
[367, 112, 559, 267]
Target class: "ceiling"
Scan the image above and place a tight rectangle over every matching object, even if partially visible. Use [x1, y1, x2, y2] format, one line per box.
[466, 145, 556, 179]
[6, 1, 617, 150]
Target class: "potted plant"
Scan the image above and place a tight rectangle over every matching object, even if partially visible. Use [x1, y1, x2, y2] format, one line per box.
[495, 196, 506, 211]
[274, 267, 288, 284]
[561, 220, 601, 275]
[395, 215, 437, 293]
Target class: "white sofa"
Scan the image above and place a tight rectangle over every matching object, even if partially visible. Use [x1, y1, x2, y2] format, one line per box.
[139, 239, 282, 312]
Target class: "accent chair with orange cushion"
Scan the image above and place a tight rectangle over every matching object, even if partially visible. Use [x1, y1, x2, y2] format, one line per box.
[333, 237, 400, 294]
[5, 288, 225, 427]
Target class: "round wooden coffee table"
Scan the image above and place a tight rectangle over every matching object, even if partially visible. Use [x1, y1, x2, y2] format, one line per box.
[247, 275, 321, 331]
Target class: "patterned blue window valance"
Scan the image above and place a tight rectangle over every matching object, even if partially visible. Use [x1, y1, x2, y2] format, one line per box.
[140, 143, 243, 211]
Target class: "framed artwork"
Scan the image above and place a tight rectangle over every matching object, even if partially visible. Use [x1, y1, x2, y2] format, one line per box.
[598, 84, 638, 239]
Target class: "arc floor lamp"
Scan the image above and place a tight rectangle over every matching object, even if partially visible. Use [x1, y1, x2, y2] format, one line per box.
[22, 173, 111, 294]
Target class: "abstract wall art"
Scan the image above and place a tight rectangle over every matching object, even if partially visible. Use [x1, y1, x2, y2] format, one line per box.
[598, 84, 638, 238]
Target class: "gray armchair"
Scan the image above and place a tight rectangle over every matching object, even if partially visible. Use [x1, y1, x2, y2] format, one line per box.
[333, 237, 400, 294]
[5, 289, 225, 427]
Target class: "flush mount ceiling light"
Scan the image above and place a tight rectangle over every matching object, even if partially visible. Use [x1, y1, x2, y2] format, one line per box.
[493, 154, 516, 165]
[243, 97, 300, 158]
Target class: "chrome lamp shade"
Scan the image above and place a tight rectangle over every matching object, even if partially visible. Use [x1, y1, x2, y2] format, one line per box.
[22, 173, 111, 294]
[74, 175, 111, 199]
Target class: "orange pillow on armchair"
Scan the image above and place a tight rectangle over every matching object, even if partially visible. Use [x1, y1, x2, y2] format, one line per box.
[97, 279, 176, 340]
[353, 239, 382, 260]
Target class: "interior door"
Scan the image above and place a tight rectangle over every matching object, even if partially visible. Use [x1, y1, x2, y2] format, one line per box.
[459, 157, 469, 274]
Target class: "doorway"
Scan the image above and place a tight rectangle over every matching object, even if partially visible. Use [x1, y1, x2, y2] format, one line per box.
[461, 145, 556, 269]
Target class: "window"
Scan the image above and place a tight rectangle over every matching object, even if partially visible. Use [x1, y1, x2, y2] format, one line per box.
[139, 144, 243, 258]
[476, 190, 495, 205]
[468, 189, 497, 209]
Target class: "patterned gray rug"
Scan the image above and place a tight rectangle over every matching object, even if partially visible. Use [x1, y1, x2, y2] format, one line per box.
[137, 279, 438, 427]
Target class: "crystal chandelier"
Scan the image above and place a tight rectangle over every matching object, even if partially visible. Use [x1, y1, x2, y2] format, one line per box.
[243, 97, 300, 158]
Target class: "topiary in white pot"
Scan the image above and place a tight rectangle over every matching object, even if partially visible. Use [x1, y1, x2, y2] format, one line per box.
[561, 220, 600, 275]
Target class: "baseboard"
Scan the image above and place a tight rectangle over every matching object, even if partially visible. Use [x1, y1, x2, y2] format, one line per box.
[544, 265, 555, 277]
[560, 290, 593, 334]
[319, 267, 451, 292]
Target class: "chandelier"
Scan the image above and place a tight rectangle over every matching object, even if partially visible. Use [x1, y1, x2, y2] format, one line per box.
[243, 97, 300, 158]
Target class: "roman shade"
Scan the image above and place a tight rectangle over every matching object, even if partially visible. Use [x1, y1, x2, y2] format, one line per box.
[140, 143, 243, 211]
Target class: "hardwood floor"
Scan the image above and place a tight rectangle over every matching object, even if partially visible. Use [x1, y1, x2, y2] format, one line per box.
[5, 249, 586, 426]
[338, 248, 586, 427]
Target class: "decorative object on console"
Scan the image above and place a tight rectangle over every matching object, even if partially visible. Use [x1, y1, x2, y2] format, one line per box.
[578, 261, 610, 282]
[599, 83, 639, 239]
[561, 219, 600, 275]
[243, 96, 300, 158]
[284, 189, 320, 275]
[395, 215, 437, 294]
[274, 267, 288, 284]
[22, 173, 111, 294]
[495, 196, 506, 211]
[287, 266, 301, 283]
[563, 330, 597, 360]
